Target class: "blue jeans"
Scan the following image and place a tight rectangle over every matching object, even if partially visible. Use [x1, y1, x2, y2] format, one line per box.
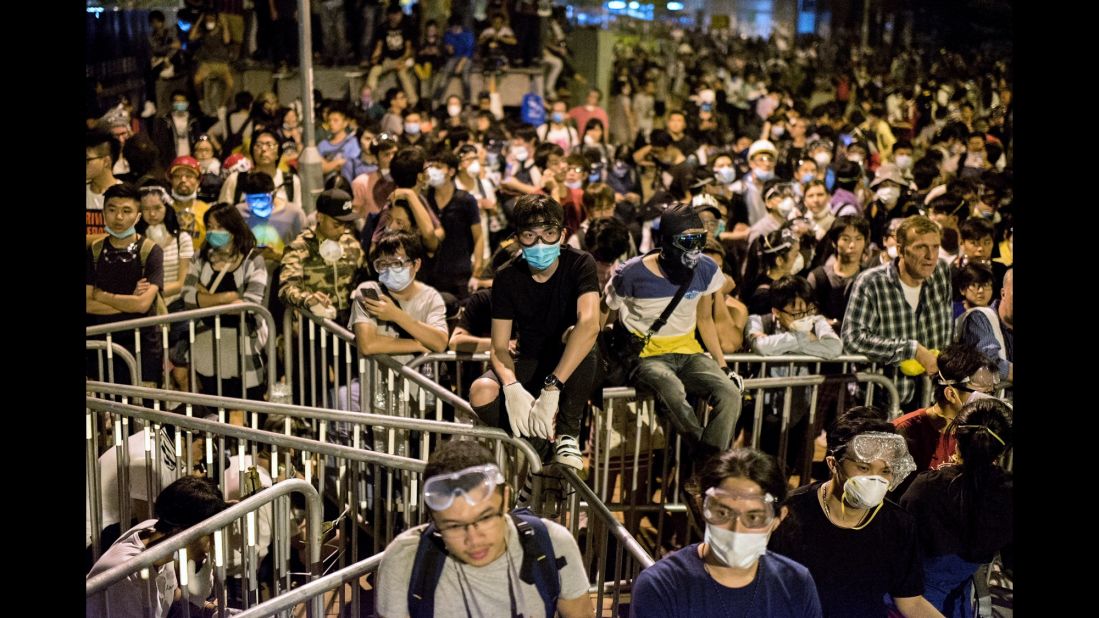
[432, 56, 473, 103]
[634, 353, 741, 450]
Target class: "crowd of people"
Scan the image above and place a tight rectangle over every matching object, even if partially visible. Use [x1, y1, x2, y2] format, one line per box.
[87, 4, 1014, 617]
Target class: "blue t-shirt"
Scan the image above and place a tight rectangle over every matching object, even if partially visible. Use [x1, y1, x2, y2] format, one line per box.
[318, 133, 362, 182]
[631, 544, 822, 618]
[443, 29, 475, 58]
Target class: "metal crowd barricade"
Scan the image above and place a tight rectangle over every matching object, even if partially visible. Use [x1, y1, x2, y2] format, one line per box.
[86, 475, 323, 618]
[593, 372, 899, 559]
[86, 340, 140, 387]
[86, 303, 278, 402]
[85, 379, 543, 617]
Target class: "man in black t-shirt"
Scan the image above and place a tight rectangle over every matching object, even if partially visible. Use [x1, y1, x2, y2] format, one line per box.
[86, 183, 166, 387]
[421, 150, 482, 302]
[768, 410, 940, 617]
[367, 4, 419, 108]
[468, 195, 601, 472]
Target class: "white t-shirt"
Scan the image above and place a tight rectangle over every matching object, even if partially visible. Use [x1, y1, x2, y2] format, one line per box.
[157, 231, 195, 305]
[347, 281, 447, 366]
[901, 280, 922, 312]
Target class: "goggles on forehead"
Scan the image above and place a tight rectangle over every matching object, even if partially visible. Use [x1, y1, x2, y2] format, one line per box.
[761, 228, 797, 255]
[936, 366, 998, 392]
[835, 432, 916, 490]
[702, 487, 776, 529]
[763, 182, 797, 201]
[139, 186, 172, 206]
[422, 464, 505, 512]
[671, 231, 707, 252]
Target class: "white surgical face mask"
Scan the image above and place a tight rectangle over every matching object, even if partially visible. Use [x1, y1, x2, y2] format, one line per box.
[813, 152, 832, 167]
[789, 315, 817, 333]
[894, 154, 913, 170]
[876, 186, 901, 206]
[886, 245, 898, 259]
[447, 104, 462, 118]
[777, 197, 797, 218]
[705, 523, 770, 569]
[513, 146, 529, 162]
[146, 223, 170, 245]
[842, 474, 889, 508]
[466, 160, 481, 176]
[426, 167, 448, 187]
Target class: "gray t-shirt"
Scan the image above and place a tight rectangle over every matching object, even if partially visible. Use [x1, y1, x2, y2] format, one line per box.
[348, 281, 447, 366]
[375, 516, 590, 618]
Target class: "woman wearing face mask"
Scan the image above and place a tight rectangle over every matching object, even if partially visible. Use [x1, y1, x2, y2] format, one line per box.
[182, 202, 269, 408]
[741, 227, 802, 316]
[631, 447, 822, 618]
[575, 118, 613, 168]
[192, 135, 225, 204]
[900, 399, 1013, 618]
[769, 407, 940, 618]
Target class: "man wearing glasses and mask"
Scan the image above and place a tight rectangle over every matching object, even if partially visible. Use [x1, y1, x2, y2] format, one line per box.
[468, 194, 601, 472]
[375, 439, 592, 618]
[603, 202, 744, 460]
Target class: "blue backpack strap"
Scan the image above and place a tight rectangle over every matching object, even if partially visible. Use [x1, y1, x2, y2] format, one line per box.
[510, 508, 564, 618]
[407, 523, 449, 618]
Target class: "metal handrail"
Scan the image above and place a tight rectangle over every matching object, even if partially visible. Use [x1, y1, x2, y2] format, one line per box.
[233, 552, 385, 618]
[87, 382, 542, 475]
[560, 468, 655, 569]
[401, 352, 878, 369]
[86, 341, 139, 386]
[85, 392, 426, 474]
[86, 302, 279, 392]
[86, 479, 322, 601]
[291, 312, 545, 472]
[603, 372, 902, 418]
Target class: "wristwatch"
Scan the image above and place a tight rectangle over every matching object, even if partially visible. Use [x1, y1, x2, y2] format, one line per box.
[543, 374, 564, 390]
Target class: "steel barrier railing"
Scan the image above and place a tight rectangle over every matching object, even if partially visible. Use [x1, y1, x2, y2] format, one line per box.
[233, 552, 385, 618]
[86, 340, 140, 387]
[86, 303, 279, 401]
[86, 478, 323, 618]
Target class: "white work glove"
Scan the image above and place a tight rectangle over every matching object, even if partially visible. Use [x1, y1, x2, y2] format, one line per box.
[503, 382, 536, 438]
[528, 388, 561, 440]
[722, 366, 745, 393]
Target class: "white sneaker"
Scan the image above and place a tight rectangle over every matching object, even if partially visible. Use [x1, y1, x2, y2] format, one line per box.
[141, 101, 157, 118]
[553, 435, 584, 471]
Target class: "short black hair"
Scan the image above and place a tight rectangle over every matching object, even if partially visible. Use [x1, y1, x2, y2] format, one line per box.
[87, 127, 121, 164]
[927, 191, 969, 219]
[690, 447, 789, 505]
[426, 149, 459, 171]
[385, 2, 403, 14]
[390, 146, 426, 189]
[149, 9, 165, 23]
[933, 342, 996, 405]
[912, 156, 941, 189]
[512, 193, 564, 230]
[584, 216, 630, 263]
[534, 142, 564, 170]
[649, 129, 673, 149]
[240, 171, 276, 194]
[769, 275, 814, 311]
[512, 125, 538, 144]
[827, 407, 895, 458]
[153, 477, 227, 534]
[828, 215, 871, 246]
[370, 230, 425, 264]
[103, 182, 142, 205]
[423, 439, 497, 481]
[959, 217, 995, 242]
[953, 261, 994, 296]
[893, 139, 913, 152]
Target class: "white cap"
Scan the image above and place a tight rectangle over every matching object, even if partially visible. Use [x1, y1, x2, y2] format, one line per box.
[748, 140, 777, 160]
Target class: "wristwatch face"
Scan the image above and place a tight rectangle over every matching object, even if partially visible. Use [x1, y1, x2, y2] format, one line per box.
[544, 374, 561, 388]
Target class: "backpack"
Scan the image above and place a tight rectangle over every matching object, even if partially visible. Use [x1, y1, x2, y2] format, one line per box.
[521, 91, 546, 127]
[408, 508, 564, 618]
[90, 236, 169, 316]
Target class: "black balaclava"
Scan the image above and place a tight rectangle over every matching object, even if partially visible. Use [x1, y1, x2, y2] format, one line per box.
[657, 202, 706, 285]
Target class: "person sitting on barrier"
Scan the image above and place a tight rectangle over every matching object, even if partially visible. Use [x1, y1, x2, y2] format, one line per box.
[182, 202, 269, 413]
[87, 476, 228, 618]
[374, 439, 593, 618]
[631, 447, 822, 618]
[470, 194, 601, 472]
[604, 202, 744, 460]
[350, 230, 449, 361]
[891, 343, 999, 494]
[742, 275, 842, 470]
[899, 398, 1013, 617]
[368, 4, 420, 109]
[842, 215, 954, 411]
[86, 183, 166, 388]
[806, 214, 871, 330]
[768, 408, 944, 617]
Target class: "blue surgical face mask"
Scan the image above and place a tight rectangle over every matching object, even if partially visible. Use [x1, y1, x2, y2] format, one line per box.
[107, 225, 136, 239]
[521, 241, 561, 271]
[754, 168, 775, 182]
[378, 265, 414, 292]
[800, 172, 816, 184]
[206, 229, 232, 248]
[245, 193, 274, 218]
[714, 166, 736, 184]
[172, 101, 189, 113]
[404, 122, 421, 135]
[551, 112, 565, 124]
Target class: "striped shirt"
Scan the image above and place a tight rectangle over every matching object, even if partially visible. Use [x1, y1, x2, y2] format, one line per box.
[605, 254, 724, 357]
[159, 232, 195, 305]
[842, 259, 953, 404]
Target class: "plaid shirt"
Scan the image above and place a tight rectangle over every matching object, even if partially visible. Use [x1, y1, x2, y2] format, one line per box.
[842, 258, 954, 404]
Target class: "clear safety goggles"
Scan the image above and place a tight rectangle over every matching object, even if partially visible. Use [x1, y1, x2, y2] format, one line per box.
[838, 432, 916, 490]
[702, 487, 776, 529]
[937, 366, 999, 394]
[422, 463, 505, 512]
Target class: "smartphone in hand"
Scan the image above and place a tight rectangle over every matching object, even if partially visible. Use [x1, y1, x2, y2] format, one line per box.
[362, 287, 380, 302]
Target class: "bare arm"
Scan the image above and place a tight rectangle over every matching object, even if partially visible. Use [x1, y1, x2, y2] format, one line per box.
[489, 318, 518, 385]
[448, 327, 493, 353]
[353, 321, 429, 356]
[893, 596, 945, 618]
[393, 189, 443, 252]
[359, 295, 449, 353]
[197, 289, 241, 307]
[557, 594, 595, 618]
[552, 292, 599, 382]
[470, 222, 484, 276]
[696, 293, 727, 367]
[90, 283, 159, 314]
[86, 285, 122, 315]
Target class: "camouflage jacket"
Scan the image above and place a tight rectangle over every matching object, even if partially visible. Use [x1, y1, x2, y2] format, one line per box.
[278, 228, 364, 313]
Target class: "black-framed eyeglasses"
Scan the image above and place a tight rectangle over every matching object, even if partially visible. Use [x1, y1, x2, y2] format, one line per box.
[517, 225, 562, 247]
[373, 257, 412, 271]
[434, 507, 506, 539]
[780, 305, 816, 320]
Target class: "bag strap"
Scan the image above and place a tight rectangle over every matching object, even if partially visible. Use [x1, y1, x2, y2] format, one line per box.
[644, 274, 694, 343]
[377, 285, 415, 340]
[407, 524, 449, 618]
[510, 508, 563, 618]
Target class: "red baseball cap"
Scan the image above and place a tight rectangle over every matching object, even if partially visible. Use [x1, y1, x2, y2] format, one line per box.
[169, 156, 200, 175]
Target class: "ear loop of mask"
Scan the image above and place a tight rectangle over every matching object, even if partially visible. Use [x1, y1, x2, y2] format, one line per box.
[830, 454, 886, 530]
